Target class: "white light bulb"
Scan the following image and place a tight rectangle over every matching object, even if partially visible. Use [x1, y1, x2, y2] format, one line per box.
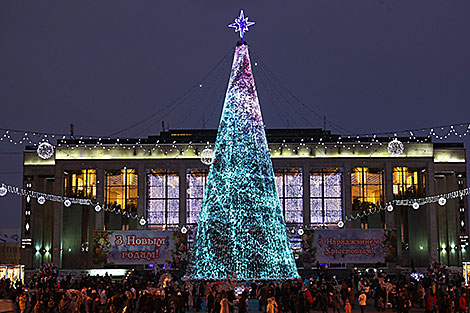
[386, 204, 394, 212]
[139, 218, 147, 226]
[412, 202, 420, 210]
[94, 205, 102, 212]
[38, 196, 46, 205]
[64, 199, 71, 207]
[338, 221, 344, 228]
[438, 197, 447, 206]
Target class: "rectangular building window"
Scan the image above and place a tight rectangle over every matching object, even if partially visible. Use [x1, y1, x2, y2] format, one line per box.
[147, 170, 179, 226]
[64, 169, 97, 199]
[186, 169, 208, 224]
[310, 168, 343, 225]
[351, 167, 384, 228]
[393, 167, 426, 199]
[274, 168, 303, 224]
[105, 169, 138, 230]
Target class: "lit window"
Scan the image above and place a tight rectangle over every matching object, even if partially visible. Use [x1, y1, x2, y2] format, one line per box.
[64, 169, 96, 199]
[274, 168, 303, 224]
[351, 167, 384, 228]
[186, 169, 208, 224]
[310, 168, 343, 225]
[393, 167, 425, 199]
[147, 170, 179, 226]
[105, 169, 138, 230]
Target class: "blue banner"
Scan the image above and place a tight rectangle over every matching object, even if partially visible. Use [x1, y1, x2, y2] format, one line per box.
[93, 231, 174, 265]
[314, 229, 389, 263]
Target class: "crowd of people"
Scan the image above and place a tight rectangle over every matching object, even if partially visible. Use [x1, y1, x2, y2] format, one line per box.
[0, 264, 469, 313]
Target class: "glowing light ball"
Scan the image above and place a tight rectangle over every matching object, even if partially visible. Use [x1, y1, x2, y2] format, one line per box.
[37, 142, 55, 159]
[387, 139, 404, 156]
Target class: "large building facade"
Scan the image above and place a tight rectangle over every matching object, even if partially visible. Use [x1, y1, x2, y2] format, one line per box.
[20, 129, 469, 269]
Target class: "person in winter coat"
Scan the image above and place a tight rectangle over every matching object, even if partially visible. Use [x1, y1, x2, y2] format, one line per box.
[332, 290, 342, 313]
[320, 291, 329, 313]
[459, 293, 467, 313]
[267, 297, 279, 313]
[358, 291, 367, 313]
[220, 292, 230, 313]
[345, 299, 352, 313]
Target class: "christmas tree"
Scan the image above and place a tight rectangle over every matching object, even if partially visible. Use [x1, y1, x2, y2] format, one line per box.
[190, 39, 299, 280]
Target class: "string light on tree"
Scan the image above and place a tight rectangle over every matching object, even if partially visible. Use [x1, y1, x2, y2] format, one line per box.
[139, 218, 147, 226]
[200, 148, 215, 165]
[337, 221, 344, 228]
[387, 139, 404, 156]
[191, 19, 298, 280]
[181, 226, 188, 234]
[37, 142, 55, 159]
[412, 202, 420, 210]
[64, 199, 71, 207]
[386, 204, 394, 212]
[94, 205, 102, 212]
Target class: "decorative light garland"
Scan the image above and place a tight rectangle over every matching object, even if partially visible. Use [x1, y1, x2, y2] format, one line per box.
[0, 183, 148, 225]
[338, 187, 470, 227]
[0, 122, 469, 157]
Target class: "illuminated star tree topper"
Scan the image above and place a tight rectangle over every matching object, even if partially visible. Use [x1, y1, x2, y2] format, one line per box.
[228, 10, 255, 39]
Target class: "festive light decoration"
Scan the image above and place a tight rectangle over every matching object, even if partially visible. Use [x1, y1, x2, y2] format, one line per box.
[228, 10, 255, 39]
[191, 42, 299, 280]
[337, 221, 344, 228]
[0, 182, 147, 223]
[37, 142, 55, 159]
[387, 139, 404, 156]
[37, 196, 46, 205]
[386, 203, 394, 212]
[181, 226, 188, 234]
[200, 148, 215, 165]
[139, 218, 147, 226]
[438, 197, 447, 206]
[0, 185, 7, 197]
[412, 202, 420, 210]
[297, 228, 304, 236]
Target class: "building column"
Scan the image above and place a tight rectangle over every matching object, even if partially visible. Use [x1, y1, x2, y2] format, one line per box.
[302, 162, 310, 227]
[137, 165, 146, 230]
[179, 166, 187, 227]
[384, 162, 395, 229]
[53, 167, 63, 267]
[427, 161, 439, 262]
[95, 168, 105, 230]
[343, 161, 352, 228]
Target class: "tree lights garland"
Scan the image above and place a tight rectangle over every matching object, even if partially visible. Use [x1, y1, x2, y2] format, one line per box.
[0, 183, 148, 225]
[190, 42, 299, 280]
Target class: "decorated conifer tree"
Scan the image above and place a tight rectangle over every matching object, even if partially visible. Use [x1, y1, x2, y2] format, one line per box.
[190, 11, 299, 280]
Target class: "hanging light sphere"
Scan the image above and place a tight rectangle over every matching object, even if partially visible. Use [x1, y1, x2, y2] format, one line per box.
[412, 202, 420, 210]
[298, 228, 304, 236]
[139, 218, 147, 226]
[94, 204, 102, 212]
[200, 148, 215, 165]
[38, 196, 46, 205]
[387, 139, 404, 156]
[0, 185, 7, 197]
[438, 197, 447, 206]
[64, 199, 71, 207]
[181, 226, 188, 234]
[337, 221, 345, 228]
[386, 204, 394, 212]
[37, 142, 55, 159]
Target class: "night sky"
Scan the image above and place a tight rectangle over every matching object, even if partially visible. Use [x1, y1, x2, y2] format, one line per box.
[1, 1, 469, 229]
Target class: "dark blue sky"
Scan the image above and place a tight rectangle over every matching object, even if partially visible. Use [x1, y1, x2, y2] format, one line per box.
[1, 0, 469, 228]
